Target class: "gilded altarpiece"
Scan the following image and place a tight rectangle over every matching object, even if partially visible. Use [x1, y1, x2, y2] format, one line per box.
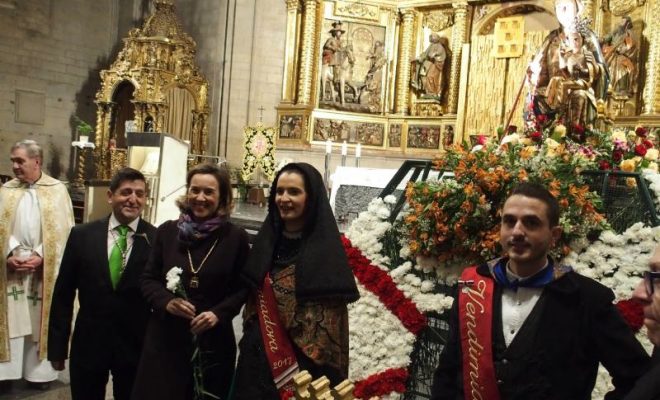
[277, 0, 660, 160]
[92, 0, 210, 179]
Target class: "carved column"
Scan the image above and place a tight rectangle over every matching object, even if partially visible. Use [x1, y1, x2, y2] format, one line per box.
[642, 0, 660, 114]
[283, 0, 301, 103]
[448, 1, 468, 114]
[296, 0, 319, 105]
[394, 9, 414, 114]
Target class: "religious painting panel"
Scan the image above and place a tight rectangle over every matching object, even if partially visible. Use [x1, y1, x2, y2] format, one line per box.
[407, 125, 442, 150]
[442, 125, 455, 149]
[388, 124, 402, 148]
[279, 115, 305, 140]
[318, 18, 387, 114]
[312, 117, 384, 147]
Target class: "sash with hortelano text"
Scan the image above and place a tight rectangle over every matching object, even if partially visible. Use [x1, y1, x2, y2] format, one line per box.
[256, 273, 299, 396]
[458, 266, 500, 400]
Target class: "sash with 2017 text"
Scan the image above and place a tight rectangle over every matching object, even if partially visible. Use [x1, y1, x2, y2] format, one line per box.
[256, 273, 299, 397]
[458, 266, 500, 400]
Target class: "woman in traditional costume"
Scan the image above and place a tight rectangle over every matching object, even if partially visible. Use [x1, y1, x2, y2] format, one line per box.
[132, 163, 249, 400]
[233, 162, 359, 399]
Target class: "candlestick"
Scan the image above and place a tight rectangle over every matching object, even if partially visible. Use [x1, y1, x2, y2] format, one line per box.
[324, 152, 331, 192]
[355, 143, 361, 167]
[326, 139, 332, 154]
[341, 141, 347, 156]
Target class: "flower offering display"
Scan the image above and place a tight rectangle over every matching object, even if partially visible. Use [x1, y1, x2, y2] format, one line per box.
[403, 137, 607, 265]
[340, 122, 660, 399]
[344, 197, 454, 399]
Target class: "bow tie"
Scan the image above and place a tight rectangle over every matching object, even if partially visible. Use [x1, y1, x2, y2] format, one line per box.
[493, 259, 555, 291]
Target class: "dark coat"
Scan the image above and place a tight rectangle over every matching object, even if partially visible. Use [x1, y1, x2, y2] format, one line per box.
[48, 217, 156, 370]
[431, 263, 651, 400]
[131, 220, 249, 400]
[624, 349, 660, 400]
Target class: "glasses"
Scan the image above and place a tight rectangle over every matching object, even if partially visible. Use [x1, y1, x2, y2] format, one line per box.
[643, 271, 660, 296]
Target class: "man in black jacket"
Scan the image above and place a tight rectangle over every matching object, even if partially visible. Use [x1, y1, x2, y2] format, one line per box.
[48, 168, 156, 400]
[431, 182, 650, 399]
[625, 246, 660, 400]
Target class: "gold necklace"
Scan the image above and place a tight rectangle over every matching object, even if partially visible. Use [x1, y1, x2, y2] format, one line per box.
[186, 237, 219, 289]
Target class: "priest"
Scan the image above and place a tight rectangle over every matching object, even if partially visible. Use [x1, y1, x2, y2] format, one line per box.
[0, 140, 74, 391]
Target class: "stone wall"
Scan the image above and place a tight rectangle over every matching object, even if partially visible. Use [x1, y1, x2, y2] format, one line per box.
[0, 0, 122, 179]
[175, 0, 287, 167]
[0, 0, 310, 179]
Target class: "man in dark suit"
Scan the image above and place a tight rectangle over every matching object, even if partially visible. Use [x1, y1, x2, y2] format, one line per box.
[625, 246, 660, 400]
[431, 182, 650, 399]
[48, 168, 156, 400]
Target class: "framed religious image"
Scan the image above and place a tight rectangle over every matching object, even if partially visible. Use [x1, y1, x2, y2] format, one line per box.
[279, 115, 304, 140]
[388, 123, 402, 149]
[313, 117, 385, 147]
[275, 107, 309, 146]
[407, 125, 442, 150]
[442, 125, 455, 149]
[318, 18, 387, 114]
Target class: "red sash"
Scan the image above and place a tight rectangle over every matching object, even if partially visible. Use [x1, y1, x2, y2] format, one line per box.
[458, 266, 500, 400]
[256, 273, 299, 396]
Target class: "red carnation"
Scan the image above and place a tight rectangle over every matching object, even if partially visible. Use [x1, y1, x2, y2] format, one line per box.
[477, 135, 488, 145]
[507, 125, 518, 134]
[598, 160, 611, 170]
[636, 126, 648, 137]
[613, 150, 624, 162]
[529, 131, 543, 142]
[354, 368, 409, 398]
[643, 139, 654, 149]
[616, 299, 644, 332]
[635, 144, 648, 156]
[537, 114, 548, 124]
[573, 123, 585, 135]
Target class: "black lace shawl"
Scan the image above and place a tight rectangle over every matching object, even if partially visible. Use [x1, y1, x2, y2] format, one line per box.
[241, 162, 359, 303]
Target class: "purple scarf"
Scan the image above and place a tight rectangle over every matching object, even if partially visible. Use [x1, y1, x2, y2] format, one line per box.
[177, 212, 225, 246]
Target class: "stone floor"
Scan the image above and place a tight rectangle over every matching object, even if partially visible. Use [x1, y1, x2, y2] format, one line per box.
[0, 314, 245, 400]
[0, 380, 70, 400]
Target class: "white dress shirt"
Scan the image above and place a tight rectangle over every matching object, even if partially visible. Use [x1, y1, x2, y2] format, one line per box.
[500, 263, 549, 347]
[107, 214, 140, 261]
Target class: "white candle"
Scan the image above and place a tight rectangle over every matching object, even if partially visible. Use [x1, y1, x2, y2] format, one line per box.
[355, 143, 361, 158]
[326, 139, 332, 154]
[341, 141, 348, 156]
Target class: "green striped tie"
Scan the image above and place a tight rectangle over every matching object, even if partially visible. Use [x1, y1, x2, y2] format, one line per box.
[109, 225, 129, 289]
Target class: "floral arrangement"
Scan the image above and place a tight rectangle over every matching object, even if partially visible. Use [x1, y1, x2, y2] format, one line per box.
[338, 120, 660, 398]
[403, 137, 607, 265]
[591, 126, 659, 173]
[344, 196, 453, 399]
[165, 267, 219, 400]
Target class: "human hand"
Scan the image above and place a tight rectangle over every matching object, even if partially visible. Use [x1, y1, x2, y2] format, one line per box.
[50, 360, 65, 371]
[21, 255, 43, 271]
[166, 298, 196, 320]
[190, 311, 219, 335]
[7, 255, 41, 273]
